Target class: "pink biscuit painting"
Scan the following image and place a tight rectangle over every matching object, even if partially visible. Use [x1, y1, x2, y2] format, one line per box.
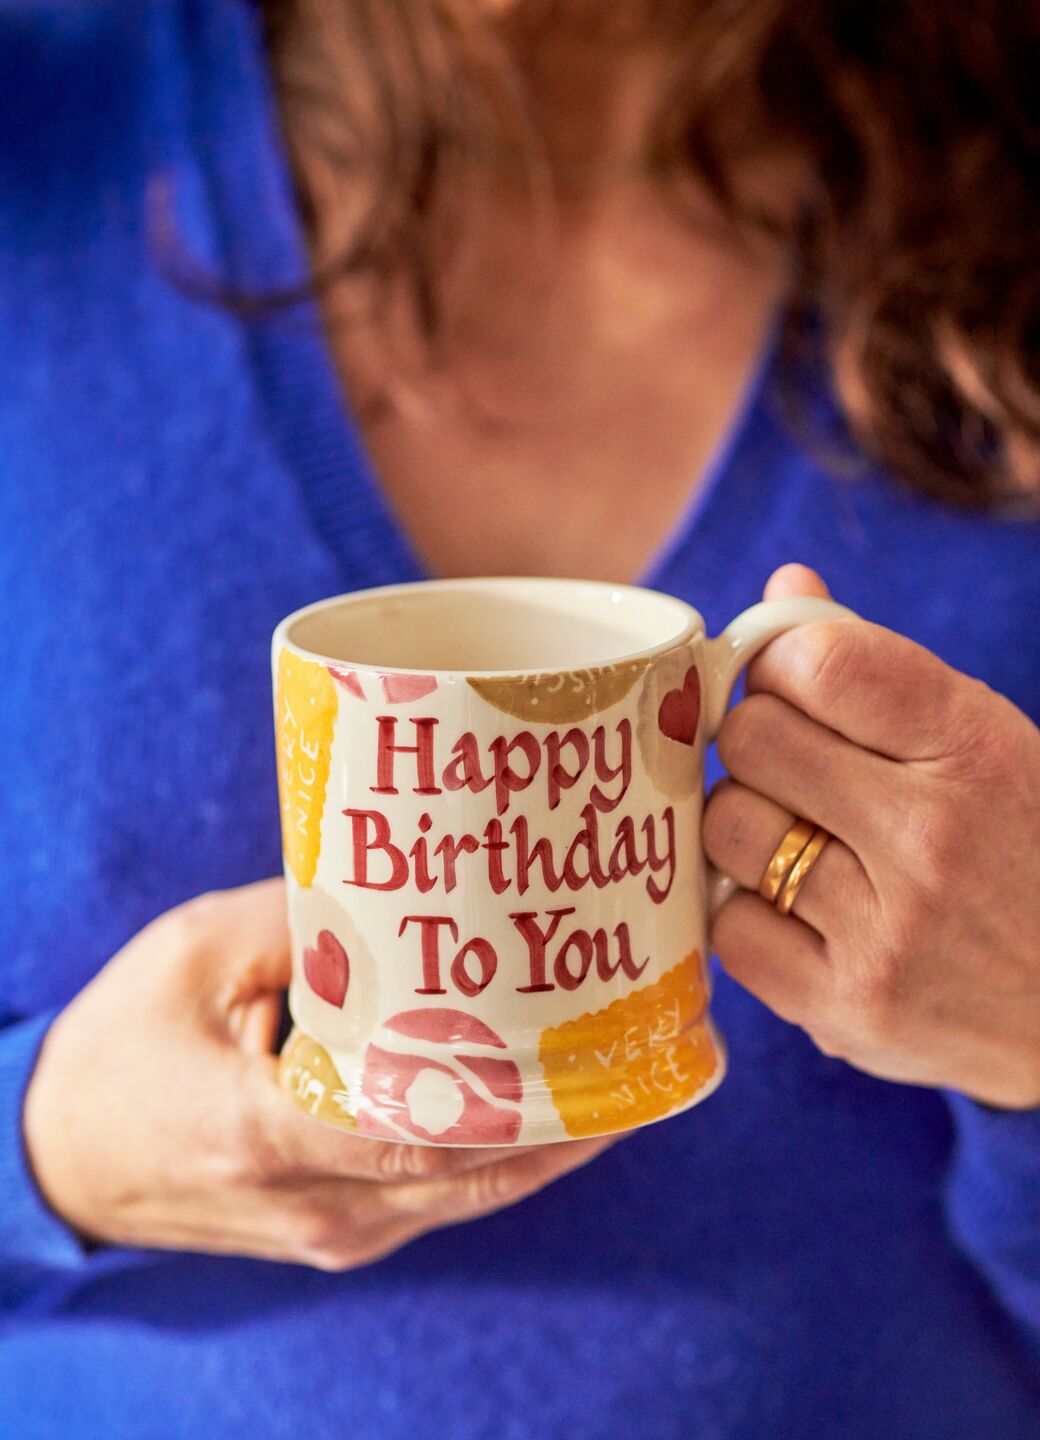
[358, 1009, 524, 1145]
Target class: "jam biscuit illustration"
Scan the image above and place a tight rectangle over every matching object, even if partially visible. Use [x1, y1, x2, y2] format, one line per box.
[657, 666, 701, 746]
[636, 650, 702, 800]
[358, 1009, 523, 1145]
[467, 659, 648, 724]
[287, 884, 380, 1052]
[380, 673, 438, 703]
[539, 954, 718, 1138]
[275, 649, 338, 888]
[279, 1029, 358, 1130]
[327, 665, 365, 699]
[327, 668, 438, 704]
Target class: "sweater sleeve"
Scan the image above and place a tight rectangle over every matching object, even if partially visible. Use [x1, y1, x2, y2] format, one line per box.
[0, 1010, 114, 1312]
[945, 1091, 1040, 1364]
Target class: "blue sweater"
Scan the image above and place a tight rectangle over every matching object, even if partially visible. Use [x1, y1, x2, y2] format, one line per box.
[1, 4, 1039, 1437]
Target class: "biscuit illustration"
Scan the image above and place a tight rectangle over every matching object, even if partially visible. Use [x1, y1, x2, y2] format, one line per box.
[275, 649, 338, 887]
[538, 954, 718, 1138]
[287, 884, 380, 1052]
[467, 659, 647, 724]
[279, 1029, 358, 1130]
[636, 649, 701, 800]
[327, 667, 438, 704]
[357, 1008, 523, 1145]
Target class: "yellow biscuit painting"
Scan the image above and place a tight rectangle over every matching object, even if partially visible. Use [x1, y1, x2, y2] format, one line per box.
[275, 649, 338, 888]
[279, 1028, 358, 1130]
[539, 954, 719, 1138]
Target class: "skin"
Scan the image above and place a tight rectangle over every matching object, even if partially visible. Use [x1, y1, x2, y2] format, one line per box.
[708, 565, 1040, 1112]
[21, 10, 1040, 1267]
[23, 882, 614, 1267]
[307, 18, 782, 581]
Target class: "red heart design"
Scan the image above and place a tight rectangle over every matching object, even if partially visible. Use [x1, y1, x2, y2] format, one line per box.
[657, 666, 701, 746]
[302, 929, 350, 1007]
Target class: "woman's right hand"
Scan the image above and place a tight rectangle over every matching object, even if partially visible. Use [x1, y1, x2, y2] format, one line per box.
[22, 879, 614, 1271]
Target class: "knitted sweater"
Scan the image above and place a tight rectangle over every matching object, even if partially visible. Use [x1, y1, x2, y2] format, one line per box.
[1, 4, 1038, 1436]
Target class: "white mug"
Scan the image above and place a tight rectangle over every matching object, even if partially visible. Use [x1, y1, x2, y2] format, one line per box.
[273, 578, 849, 1146]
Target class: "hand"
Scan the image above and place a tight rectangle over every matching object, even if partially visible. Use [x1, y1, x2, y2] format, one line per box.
[703, 565, 1040, 1109]
[22, 880, 613, 1269]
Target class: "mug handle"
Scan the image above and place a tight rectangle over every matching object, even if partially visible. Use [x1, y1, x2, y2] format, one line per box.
[701, 596, 857, 918]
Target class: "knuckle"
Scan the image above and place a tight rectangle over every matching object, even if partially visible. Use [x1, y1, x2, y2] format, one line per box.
[835, 959, 904, 1041]
[224, 1100, 286, 1185]
[371, 1141, 457, 1183]
[286, 1194, 391, 1272]
[793, 622, 862, 709]
[465, 1161, 526, 1212]
[305, 1251, 352, 1273]
[708, 893, 745, 963]
[941, 687, 1021, 774]
[717, 694, 778, 773]
[291, 1213, 354, 1270]
[174, 890, 222, 930]
[898, 803, 961, 895]
[701, 785, 749, 863]
[340, 1223, 422, 1270]
[296, 1214, 340, 1258]
[808, 1025, 846, 1061]
[153, 891, 222, 966]
[204, 1128, 254, 1188]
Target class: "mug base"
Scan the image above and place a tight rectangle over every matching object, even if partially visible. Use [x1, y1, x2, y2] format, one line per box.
[277, 1023, 727, 1148]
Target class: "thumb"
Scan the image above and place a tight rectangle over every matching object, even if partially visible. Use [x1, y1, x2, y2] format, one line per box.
[219, 877, 291, 1055]
[763, 563, 831, 602]
[221, 877, 292, 994]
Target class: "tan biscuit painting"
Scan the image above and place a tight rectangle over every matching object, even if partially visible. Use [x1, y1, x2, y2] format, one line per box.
[467, 659, 648, 724]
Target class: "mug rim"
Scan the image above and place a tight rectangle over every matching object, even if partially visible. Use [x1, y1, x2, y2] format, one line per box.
[272, 576, 704, 679]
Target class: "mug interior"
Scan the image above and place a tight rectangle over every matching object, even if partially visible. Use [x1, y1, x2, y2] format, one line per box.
[282, 578, 699, 674]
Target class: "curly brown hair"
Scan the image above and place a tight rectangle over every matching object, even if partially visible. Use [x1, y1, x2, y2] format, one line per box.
[259, 0, 1040, 508]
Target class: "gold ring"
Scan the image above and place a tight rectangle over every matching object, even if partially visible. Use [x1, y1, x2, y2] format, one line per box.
[775, 828, 831, 915]
[758, 818, 816, 902]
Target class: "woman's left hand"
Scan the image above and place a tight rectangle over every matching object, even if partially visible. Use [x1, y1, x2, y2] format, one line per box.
[703, 564, 1040, 1110]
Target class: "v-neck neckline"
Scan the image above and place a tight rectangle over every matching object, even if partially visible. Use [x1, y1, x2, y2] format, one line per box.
[181, 1, 782, 597]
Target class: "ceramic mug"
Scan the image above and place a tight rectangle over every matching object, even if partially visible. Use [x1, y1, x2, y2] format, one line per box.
[273, 578, 849, 1146]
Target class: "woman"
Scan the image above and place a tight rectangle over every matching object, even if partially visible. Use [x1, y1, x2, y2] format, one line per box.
[1, 1, 1038, 1436]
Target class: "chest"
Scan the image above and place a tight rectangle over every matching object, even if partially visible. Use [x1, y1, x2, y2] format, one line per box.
[338, 331, 762, 583]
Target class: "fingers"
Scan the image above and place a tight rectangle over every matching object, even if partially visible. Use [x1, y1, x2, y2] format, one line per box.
[218, 877, 292, 993]
[234, 1066, 616, 1272]
[228, 992, 285, 1056]
[171, 878, 291, 1006]
[716, 691, 898, 853]
[380, 1134, 616, 1229]
[763, 564, 831, 602]
[703, 780, 874, 938]
[264, 1134, 616, 1273]
[711, 890, 828, 1026]
[746, 615, 968, 764]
